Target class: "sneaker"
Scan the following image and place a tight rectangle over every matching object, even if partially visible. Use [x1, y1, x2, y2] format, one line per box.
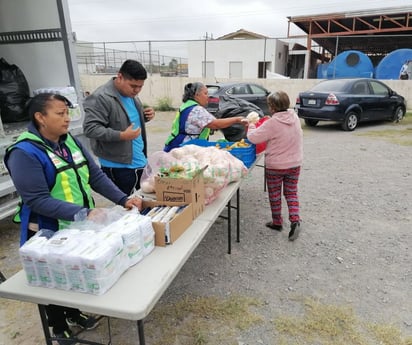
[265, 221, 283, 231]
[53, 328, 76, 345]
[288, 222, 301, 241]
[66, 313, 99, 330]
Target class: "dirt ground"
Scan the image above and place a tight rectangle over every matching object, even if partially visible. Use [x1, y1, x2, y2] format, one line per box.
[0, 112, 411, 345]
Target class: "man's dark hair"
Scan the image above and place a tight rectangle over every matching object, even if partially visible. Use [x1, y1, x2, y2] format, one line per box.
[119, 59, 147, 80]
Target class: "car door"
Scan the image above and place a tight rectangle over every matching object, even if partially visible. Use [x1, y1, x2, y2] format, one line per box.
[228, 84, 254, 105]
[351, 80, 375, 121]
[368, 80, 394, 120]
[247, 84, 270, 114]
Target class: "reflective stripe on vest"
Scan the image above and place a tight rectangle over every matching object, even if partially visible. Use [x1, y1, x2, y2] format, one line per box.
[7, 132, 94, 231]
[164, 100, 210, 151]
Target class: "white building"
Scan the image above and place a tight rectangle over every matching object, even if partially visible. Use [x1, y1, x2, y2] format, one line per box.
[188, 29, 289, 79]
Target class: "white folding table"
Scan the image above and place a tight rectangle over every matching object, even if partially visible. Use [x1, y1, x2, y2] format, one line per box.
[0, 179, 244, 345]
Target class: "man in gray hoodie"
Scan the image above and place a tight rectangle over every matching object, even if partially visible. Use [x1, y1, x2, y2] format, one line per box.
[83, 60, 155, 195]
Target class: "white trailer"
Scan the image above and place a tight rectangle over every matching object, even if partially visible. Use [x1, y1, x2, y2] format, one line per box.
[0, 0, 86, 219]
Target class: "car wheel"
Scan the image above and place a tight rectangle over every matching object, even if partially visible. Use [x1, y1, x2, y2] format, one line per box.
[341, 112, 358, 131]
[304, 119, 319, 127]
[392, 106, 405, 122]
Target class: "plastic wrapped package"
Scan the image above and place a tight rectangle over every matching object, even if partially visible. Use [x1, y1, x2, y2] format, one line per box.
[103, 210, 154, 267]
[63, 231, 96, 292]
[19, 235, 49, 286]
[18, 229, 57, 288]
[140, 145, 248, 204]
[80, 231, 127, 295]
[44, 229, 82, 290]
[19, 209, 156, 294]
[139, 215, 156, 257]
[33, 86, 78, 107]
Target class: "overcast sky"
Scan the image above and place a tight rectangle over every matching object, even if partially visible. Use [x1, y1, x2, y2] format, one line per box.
[67, 0, 410, 42]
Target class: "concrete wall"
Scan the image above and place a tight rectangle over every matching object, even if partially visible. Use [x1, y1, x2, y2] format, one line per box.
[80, 74, 412, 110]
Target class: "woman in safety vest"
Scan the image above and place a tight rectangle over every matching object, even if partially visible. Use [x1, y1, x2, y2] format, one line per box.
[164, 82, 247, 152]
[4, 93, 143, 344]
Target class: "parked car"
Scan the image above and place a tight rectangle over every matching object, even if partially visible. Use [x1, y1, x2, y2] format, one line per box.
[206, 82, 271, 115]
[295, 78, 406, 131]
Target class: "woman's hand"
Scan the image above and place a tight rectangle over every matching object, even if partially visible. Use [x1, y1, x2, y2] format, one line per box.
[238, 117, 249, 126]
[125, 197, 143, 211]
[87, 208, 108, 223]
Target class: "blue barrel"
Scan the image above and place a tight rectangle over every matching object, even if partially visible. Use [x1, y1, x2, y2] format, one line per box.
[317, 63, 329, 79]
[326, 50, 374, 79]
[375, 48, 412, 80]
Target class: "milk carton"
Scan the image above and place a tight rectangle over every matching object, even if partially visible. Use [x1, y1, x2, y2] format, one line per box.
[106, 212, 145, 267]
[80, 231, 126, 295]
[19, 235, 48, 286]
[139, 215, 155, 257]
[45, 230, 81, 290]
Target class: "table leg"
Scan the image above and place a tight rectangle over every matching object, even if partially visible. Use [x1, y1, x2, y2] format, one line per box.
[236, 188, 240, 243]
[137, 319, 146, 345]
[256, 163, 267, 192]
[38, 305, 53, 345]
[106, 317, 112, 345]
[227, 199, 231, 254]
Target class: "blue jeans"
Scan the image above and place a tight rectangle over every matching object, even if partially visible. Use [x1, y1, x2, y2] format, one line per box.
[101, 167, 144, 196]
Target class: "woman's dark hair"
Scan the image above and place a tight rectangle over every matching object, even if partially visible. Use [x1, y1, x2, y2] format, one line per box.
[182, 82, 204, 102]
[26, 93, 72, 126]
[119, 59, 147, 80]
[267, 91, 290, 113]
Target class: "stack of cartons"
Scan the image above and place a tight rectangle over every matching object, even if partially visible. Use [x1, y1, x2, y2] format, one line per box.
[18, 211, 156, 295]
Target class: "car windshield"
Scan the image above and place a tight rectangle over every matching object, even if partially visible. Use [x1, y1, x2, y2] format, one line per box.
[311, 80, 349, 92]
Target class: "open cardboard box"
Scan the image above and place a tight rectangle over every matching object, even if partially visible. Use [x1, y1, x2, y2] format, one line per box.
[142, 200, 193, 247]
[154, 167, 205, 219]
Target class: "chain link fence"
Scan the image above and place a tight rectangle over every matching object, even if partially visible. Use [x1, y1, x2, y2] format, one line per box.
[75, 35, 412, 80]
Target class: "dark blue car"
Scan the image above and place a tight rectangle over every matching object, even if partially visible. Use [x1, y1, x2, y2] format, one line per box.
[295, 78, 406, 131]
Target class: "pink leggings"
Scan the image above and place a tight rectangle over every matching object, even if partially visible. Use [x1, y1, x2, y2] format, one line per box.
[265, 166, 301, 225]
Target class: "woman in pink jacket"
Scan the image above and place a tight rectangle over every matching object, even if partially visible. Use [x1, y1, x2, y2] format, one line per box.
[247, 91, 303, 241]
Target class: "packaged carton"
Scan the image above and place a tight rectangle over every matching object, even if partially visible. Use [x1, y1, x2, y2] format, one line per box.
[45, 229, 82, 290]
[142, 200, 193, 246]
[80, 231, 127, 295]
[154, 168, 205, 219]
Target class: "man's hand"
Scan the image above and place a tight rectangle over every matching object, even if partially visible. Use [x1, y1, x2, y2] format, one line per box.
[143, 107, 155, 121]
[121, 124, 141, 140]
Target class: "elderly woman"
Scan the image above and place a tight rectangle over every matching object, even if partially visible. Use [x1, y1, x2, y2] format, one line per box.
[247, 91, 303, 241]
[164, 82, 246, 152]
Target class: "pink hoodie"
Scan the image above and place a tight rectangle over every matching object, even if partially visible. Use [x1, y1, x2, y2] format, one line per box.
[247, 109, 303, 169]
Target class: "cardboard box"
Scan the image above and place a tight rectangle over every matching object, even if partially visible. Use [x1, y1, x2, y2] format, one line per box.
[142, 200, 193, 247]
[154, 170, 205, 219]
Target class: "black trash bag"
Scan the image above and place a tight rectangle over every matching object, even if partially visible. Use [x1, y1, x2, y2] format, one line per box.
[215, 95, 264, 142]
[0, 57, 30, 123]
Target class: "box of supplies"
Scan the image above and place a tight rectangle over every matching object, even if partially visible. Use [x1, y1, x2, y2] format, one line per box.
[154, 168, 205, 219]
[141, 200, 193, 246]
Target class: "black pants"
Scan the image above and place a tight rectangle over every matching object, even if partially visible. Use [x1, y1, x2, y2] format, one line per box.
[101, 167, 144, 195]
[46, 305, 81, 332]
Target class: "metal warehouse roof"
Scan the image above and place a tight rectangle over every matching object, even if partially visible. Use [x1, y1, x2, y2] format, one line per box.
[287, 6, 412, 58]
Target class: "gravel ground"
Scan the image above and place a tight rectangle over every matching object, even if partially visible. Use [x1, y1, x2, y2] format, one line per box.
[0, 112, 411, 345]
